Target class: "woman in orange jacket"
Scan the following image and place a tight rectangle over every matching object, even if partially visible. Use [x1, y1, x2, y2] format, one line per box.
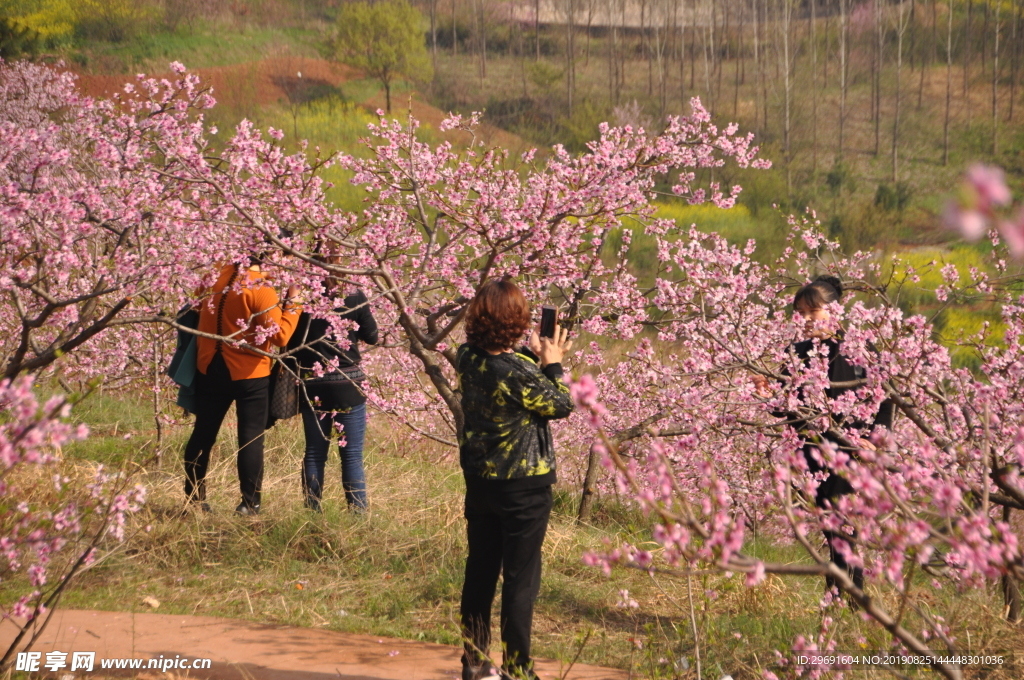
[183, 259, 301, 514]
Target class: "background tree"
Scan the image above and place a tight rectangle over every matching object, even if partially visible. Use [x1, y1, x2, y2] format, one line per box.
[334, 0, 433, 114]
[0, 0, 74, 56]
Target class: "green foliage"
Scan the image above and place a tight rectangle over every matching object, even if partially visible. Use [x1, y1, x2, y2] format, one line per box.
[74, 0, 158, 42]
[827, 204, 898, 254]
[884, 246, 1004, 369]
[874, 181, 913, 213]
[525, 59, 563, 91]
[0, 0, 74, 55]
[557, 99, 609, 153]
[334, 0, 432, 113]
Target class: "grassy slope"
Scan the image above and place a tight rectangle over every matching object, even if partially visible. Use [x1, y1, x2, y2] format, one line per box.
[0, 392, 1013, 679]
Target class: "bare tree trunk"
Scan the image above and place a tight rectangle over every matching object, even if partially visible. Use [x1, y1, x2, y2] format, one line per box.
[610, 11, 618, 103]
[893, 0, 909, 182]
[680, 0, 687, 106]
[719, 0, 729, 103]
[1003, 507, 1022, 621]
[577, 444, 603, 523]
[993, 0, 1001, 154]
[944, 0, 953, 164]
[811, 0, 818, 172]
[840, 0, 848, 157]
[762, 0, 769, 133]
[735, 0, 744, 116]
[536, 0, 541, 58]
[984, 0, 990, 71]
[643, 0, 653, 96]
[966, 0, 973, 128]
[753, 0, 761, 132]
[824, 0, 830, 88]
[480, 0, 487, 78]
[567, 0, 575, 115]
[690, 0, 697, 89]
[918, 0, 929, 109]
[453, 0, 458, 56]
[782, 0, 793, 194]
[875, 0, 883, 157]
[584, 0, 594, 65]
[430, 0, 438, 66]
[703, 2, 713, 104]
[1012, 0, 1020, 121]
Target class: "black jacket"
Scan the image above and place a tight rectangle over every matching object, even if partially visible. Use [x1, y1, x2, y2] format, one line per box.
[456, 344, 574, 487]
[781, 336, 894, 474]
[286, 291, 378, 410]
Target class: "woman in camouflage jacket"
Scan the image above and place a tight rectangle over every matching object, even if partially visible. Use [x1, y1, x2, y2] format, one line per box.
[456, 279, 573, 680]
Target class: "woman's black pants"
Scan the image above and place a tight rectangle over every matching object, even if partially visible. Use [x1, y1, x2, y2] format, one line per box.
[183, 354, 269, 508]
[816, 472, 864, 591]
[460, 480, 552, 675]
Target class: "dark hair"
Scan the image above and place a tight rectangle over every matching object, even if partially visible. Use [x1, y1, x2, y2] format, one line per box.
[793, 275, 843, 310]
[464, 280, 532, 352]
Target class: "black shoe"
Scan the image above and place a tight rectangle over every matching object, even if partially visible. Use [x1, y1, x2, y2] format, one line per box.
[462, 661, 500, 680]
[502, 667, 539, 680]
[182, 501, 211, 517]
[235, 501, 260, 516]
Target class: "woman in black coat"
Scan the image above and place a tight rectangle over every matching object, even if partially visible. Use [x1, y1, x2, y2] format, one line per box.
[756, 276, 893, 593]
[286, 290, 378, 512]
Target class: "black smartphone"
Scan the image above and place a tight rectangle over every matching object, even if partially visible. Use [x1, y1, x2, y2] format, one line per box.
[540, 306, 557, 339]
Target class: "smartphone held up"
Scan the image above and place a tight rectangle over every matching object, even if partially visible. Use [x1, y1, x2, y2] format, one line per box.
[540, 306, 557, 339]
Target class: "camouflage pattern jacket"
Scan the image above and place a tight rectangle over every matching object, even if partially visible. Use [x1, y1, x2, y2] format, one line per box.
[456, 343, 574, 484]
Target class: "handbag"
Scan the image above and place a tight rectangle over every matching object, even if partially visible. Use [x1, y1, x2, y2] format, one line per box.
[267, 360, 300, 428]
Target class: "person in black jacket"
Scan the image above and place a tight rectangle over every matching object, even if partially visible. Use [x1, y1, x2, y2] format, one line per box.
[755, 276, 893, 593]
[456, 280, 573, 680]
[286, 289, 378, 512]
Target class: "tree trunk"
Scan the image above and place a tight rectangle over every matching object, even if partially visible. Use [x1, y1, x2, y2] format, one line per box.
[840, 0, 848, 157]
[1003, 507, 1022, 621]
[782, 0, 792, 194]
[577, 444, 603, 523]
[735, 0, 743, 116]
[761, 0, 769, 133]
[479, 0, 487, 79]
[536, 0, 541, 58]
[430, 0, 438, 65]
[690, 0, 697, 89]
[1011, 0, 1020, 121]
[918, 0, 929, 109]
[944, 0, 953, 164]
[875, 0, 883, 157]
[719, 0, 728, 104]
[453, 0, 458, 56]
[680, 0, 687, 106]
[893, 0, 908, 182]
[966, 0, 973, 128]
[993, 0, 1001, 154]
[811, 0, 818, 172]
[567, 0, 575, 116]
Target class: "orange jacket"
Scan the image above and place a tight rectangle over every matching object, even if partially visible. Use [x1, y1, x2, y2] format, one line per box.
[196, 265, 302, 380]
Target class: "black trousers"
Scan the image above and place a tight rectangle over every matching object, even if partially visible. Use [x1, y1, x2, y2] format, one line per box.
[460, 480, 552, 674]
[183, 354, 269, 508]
[816, 472, 864, 590]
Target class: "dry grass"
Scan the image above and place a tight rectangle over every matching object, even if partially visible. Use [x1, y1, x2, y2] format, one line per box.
[0, 390, 1019, 679]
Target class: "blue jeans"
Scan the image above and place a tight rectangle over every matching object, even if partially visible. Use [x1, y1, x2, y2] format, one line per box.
[300, 402, 367, 510]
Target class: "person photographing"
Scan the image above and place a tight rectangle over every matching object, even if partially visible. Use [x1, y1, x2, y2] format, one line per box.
[456, 280, 574, 680]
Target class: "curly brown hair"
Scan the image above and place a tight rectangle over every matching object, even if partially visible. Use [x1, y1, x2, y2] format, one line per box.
[464, 280, 532, 351]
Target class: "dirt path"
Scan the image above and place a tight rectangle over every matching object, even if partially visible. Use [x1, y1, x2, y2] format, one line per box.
[0, 609, 626, 680]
